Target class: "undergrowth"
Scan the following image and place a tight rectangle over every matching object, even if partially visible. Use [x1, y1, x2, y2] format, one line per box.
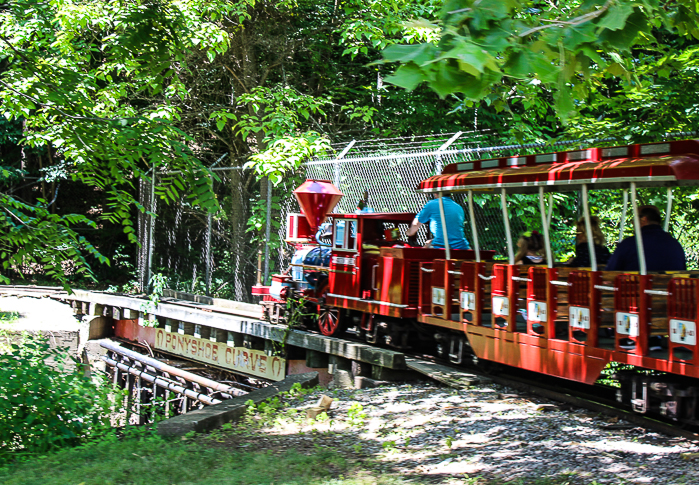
[0, 334, 119, 465]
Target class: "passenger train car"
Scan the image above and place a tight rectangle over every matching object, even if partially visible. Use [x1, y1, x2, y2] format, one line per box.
[254, 139, 699, 424]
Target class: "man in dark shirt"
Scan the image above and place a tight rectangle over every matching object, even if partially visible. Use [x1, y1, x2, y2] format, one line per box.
[606, 205, 686, 271]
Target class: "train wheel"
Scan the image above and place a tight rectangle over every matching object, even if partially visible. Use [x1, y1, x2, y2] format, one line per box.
[317, 305, 344, 336]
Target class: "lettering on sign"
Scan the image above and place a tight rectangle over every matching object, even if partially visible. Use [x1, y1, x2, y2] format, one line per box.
[527, 301, 547, 323]
[332, 256, 356, 266]
[615, 312, 639, 337]
[154, 329, 285, 381]
[492, 296, 509, 317]
[603, 146, 628, 157]
[569, 306, 590, 330]
[461, 291, 476, 311]
[432, 287, 446, 306]
[640, 143, 670, 155]
[669, 319, 697, 346]
[567, 149, 591, 161]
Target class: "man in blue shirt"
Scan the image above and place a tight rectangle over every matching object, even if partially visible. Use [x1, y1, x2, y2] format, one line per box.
[606, 205, 686, 271]
[407, 193, 471, 249]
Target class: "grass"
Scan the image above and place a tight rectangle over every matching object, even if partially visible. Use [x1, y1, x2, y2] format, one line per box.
[0, 386, 670, 485]
[0, 312, 19, 353]
[0, 425, 631, 485]
[0, 430, 401, 485]
[0, 413, 608, 485]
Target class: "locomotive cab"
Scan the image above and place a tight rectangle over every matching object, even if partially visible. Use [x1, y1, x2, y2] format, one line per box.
[327, 212, 415, 305]
[325, 212, 492, 332]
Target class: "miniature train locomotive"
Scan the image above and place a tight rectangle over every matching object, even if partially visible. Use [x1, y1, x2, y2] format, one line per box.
[254, 140, 699, 425]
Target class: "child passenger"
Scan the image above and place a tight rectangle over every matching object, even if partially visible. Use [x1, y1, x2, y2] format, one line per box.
[567, 216, 610, 267]
[515, 230, 545, 265]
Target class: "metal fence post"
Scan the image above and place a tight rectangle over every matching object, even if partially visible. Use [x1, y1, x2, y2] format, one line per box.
[205, 212, 212, 296]
[146, 166, 156, 292]
[434, 131, 463, 174]
[263, 179, 272, 285]
[334, 140, 356, 187]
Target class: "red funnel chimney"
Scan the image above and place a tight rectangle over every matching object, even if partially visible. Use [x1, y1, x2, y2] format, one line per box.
[293, 180, 343, 233]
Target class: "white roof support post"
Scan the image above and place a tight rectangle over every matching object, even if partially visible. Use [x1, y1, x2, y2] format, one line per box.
[500, 188, 515, 265]
[618, 189, 628, 243]
[467, 190, 481, 262]
[581, 184, 598, 272]
[630, 182, 647, 275]
[437, 193, 451, 260]
[547, 193, 554, 229]
[664, 187, 674, 232]
[538, 187, 554, 268]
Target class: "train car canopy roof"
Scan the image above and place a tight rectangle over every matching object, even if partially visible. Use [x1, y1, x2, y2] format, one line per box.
[418, 139, 699, 194]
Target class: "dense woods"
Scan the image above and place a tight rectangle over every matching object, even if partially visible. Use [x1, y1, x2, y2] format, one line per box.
[2, 0, 699, 293]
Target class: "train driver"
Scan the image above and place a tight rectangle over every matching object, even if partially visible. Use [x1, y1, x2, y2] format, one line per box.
[605, 205, 686, 272]
[407, 192, 471, 249]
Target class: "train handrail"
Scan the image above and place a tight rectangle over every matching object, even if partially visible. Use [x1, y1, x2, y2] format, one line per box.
[478, 274, 496, 280]
[594, 284, 616, 291]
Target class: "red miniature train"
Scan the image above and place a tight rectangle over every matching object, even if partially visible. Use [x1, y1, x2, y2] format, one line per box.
[255, 139, 699, 425]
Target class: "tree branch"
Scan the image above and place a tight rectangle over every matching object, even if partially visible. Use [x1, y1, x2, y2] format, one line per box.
[223, 64, 250, 94]
[519, 0, 614, 38]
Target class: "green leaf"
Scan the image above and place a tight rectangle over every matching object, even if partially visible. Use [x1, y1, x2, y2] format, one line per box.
[384, 63, 427, 91]
[438, 41, 490, 76]
[382, 43, 437, 66]
[596, 3, 634, 32]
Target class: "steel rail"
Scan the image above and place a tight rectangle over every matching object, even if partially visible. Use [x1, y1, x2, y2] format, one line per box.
[483, 371, 699, 442]
[100, 341, 247, 396]
[407, 355, 699, 442]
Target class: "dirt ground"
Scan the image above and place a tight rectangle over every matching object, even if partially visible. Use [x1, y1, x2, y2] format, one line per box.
[0, 295, 80, 331]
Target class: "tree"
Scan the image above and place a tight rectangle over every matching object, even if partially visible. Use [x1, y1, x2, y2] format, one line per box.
[381, 0, 699, 121]
[0, 0, 233, 286]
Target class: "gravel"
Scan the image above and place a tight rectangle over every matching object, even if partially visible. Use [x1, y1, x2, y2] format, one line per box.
[230, 381, 699, 484]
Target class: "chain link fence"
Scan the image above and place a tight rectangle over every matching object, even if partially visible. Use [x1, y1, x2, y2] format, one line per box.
[138, 131, 699, 301]
[137, 132, 580, 300]
[138, 167, 258, 301]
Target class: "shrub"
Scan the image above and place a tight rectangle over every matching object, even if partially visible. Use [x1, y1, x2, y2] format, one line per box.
[0, 334, 116, 463]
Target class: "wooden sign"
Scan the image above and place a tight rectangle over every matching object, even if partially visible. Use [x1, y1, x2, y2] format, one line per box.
[154, 329, 285, 381]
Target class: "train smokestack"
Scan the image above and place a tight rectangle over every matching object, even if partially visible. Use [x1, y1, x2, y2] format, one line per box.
[293, 179, 343, 232]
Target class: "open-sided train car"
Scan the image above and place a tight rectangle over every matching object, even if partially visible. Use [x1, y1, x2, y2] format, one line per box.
[256, 139, 699, 424]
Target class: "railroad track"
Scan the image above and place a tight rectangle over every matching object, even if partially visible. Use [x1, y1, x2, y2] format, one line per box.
[405, 354, 699, 442]
[3, 285, 698, 440]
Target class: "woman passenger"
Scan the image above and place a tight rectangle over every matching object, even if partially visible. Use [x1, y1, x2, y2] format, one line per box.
[515, 230, 545, 265]
[567, 216, 610, 267]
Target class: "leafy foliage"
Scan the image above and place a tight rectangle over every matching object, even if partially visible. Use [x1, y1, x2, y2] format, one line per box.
[0, 0, 235, 283]
[0, 334, 116, 462]
[567, 43, 699, 140]
[0, 195, 107, 288]
[245, 135, 332, 185]
[0, 166, 25, 187]
[381, 0, 699, 120]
